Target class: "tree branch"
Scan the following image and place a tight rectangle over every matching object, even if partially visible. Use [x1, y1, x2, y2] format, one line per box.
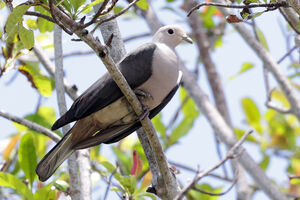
[32, 46, 79, 101]
[175, 130, 252, 200]
[187, 1, 288, 17]
[0, 109, 60, 142]
[49, 3, 180, 199]
[25, 11, 55, 23]
[91, 0, 139, 34]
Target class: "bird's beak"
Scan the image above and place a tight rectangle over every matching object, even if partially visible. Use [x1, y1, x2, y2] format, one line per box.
[182, 36, 193, 44]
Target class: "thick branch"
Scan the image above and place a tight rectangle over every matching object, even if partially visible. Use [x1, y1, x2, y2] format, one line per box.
[49, 3, 180, 199]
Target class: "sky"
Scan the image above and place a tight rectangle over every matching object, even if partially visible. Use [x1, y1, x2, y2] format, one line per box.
[0, 1, 295, 199]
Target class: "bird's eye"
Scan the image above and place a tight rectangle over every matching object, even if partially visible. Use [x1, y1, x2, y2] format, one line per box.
[168, 29, 174, 34]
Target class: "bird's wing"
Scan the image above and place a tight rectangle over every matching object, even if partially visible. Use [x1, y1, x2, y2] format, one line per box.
[52, 43, 157, 130]
[73, 71, 183, 149]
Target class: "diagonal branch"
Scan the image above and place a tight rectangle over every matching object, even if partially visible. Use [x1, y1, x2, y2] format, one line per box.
[174, 130, 252, 200]
[0, 109, 60, 142]
[48, 3, 180, 199]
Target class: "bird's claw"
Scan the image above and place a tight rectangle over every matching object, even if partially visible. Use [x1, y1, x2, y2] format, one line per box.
[138, 105, 150, 121]
[134, 89, 154, 101]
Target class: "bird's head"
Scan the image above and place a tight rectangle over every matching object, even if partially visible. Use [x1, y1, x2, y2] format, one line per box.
[152, 25, 193, 48]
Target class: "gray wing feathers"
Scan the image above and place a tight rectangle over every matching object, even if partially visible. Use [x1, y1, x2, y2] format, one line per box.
[52, 43, 157, 130]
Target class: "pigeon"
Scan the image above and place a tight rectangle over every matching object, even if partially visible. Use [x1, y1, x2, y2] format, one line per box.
[36, 24, 193, 181]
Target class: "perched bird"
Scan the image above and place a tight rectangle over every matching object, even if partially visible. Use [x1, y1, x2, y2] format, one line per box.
[36, 25, 193, 182]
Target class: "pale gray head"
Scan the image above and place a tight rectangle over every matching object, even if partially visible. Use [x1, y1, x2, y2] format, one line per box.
[152, 25, 193, 48]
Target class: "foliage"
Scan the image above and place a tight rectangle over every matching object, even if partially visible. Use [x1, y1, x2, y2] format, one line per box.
[0, 0, 299, 199]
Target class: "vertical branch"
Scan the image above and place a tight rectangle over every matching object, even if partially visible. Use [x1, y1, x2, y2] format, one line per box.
[53, 25, 91, 200]
[183, 0, 252, 199]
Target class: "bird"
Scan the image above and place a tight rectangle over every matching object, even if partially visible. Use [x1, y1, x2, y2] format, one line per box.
[36, 25, 193, 182]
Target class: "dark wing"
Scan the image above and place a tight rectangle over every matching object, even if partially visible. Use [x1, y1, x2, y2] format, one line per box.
[73, 81, 181, 149]
[52, 43, 157, 130]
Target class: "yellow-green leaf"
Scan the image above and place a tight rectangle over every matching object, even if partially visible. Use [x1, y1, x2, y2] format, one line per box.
[241, 97, 263, 133]
[136, 0, 149, 10]
[5, 4, 30, 42]
[256, 28, 269, 51]
[0, 172, 34, 200]
[19, 133, 37, 186]
[19, 21, 34, 49]
[271, 89, 290, 108]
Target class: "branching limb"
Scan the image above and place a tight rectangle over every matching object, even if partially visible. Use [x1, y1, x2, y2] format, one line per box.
[174, 130, 253, 200]
[91, 0, 139, 34]
[187, 1, 289, 17]
[25, 11, 55, 22]
[266, 101, 292, 114]
[192, 169, 238, 196]
[0, 109, 60, 142]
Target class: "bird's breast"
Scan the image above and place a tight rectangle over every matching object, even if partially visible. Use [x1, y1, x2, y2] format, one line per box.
[137, 43, 179, 109]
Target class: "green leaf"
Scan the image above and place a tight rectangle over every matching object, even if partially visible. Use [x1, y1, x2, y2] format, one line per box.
[188, 183, 222, 200]
[241, 97, 263, 133]
[235, 128, 257, 143]
[0, 172, 34, 200]
[256, 28, 269, 51]
[80, 0, 104, 13]
[35, 6, 54, 33]
[101, 161, 116, 173]
[259, 154, 270, 171]
[136, 0, 149, 10]
[230, 62, 254, 80]
[34, 74, 54, 97]
[19, 133, 37, 186]
[201, 6, 217, 29]
[26, 19, 38, 29]
[5, 4, 30, 42]
[19, 63, 54, 97]
[34, 184, 56, 200]
[70, 0, 86, 14]
[169, 117, 194, 145]
[271, 89, 290, 108]
[19, 21, 34, 49]
[112, 147, 131, 175]
[152, 113, 166, 138]
[180, 87, 199, 119]
[53, 180, 69, 192]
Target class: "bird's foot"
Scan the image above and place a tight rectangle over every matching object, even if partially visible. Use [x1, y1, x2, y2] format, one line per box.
[134, 89, 154, 101]
[138, 105, 150, 121]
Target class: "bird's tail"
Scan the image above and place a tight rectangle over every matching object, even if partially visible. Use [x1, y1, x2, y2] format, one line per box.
[35, 129, 74, 182]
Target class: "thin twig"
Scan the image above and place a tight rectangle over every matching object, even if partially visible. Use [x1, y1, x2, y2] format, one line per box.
[0, 109, 60, 142]
[187, 2, 289, 16]
[91, 0, 139, 34]
[174, 130, 253, 200]
[103, 168, 117, 200]
[123, 32, 152, 43]
[82, 0, 110, 28]
[192, 169, 239, 196]
[266, 102, 291, 113]
[277, 45, 297, 64]
[25, 11, 55, 23]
